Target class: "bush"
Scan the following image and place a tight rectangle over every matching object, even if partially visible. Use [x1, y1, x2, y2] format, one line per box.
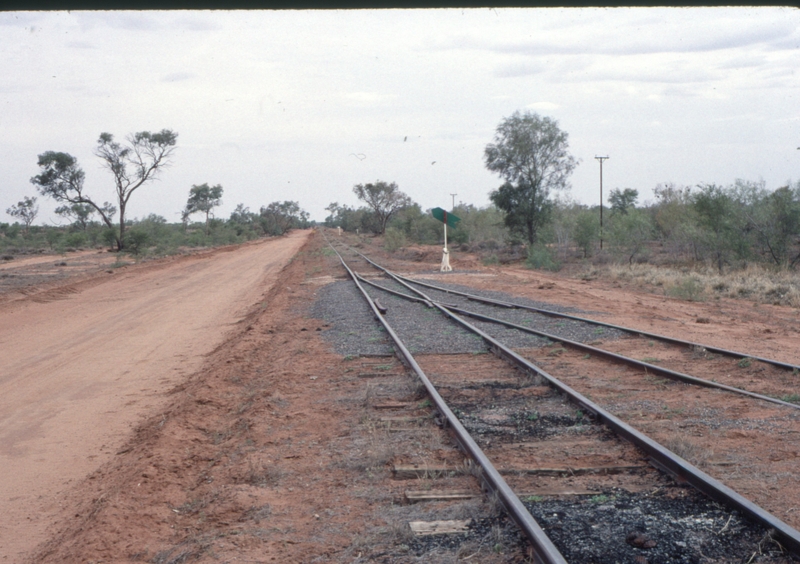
[574, 210, 600, 258]
[383, 227, 407, 252]
[526, 244, 560, 271]
[102, 228, 118, 249]
[45, 230, 63, 250]
[124, 229, 150, 255]
[65, 232, 88, 248]
[667, 276, 705, 301]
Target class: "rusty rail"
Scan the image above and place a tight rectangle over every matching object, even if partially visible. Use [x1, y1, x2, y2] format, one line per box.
[338, 243, 800, 557]
[389, 269, 800, 373]
[325, 237, 568, 564]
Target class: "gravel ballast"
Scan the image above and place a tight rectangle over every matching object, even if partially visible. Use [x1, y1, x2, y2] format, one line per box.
[311, 275, 625, 358]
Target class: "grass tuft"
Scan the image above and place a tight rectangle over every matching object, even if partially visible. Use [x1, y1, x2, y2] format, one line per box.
[605, 262, 800, 307]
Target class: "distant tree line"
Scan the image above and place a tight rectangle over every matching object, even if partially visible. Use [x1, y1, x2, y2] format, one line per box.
[329, 110, 800, 275]
[7, 117, 799, 275]
[0, 197, 311, 257]
[526, 179, 800, 273]
[2, 130, 311, 256]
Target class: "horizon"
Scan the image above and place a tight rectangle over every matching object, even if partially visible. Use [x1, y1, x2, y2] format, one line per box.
[2, 8, 798, 226]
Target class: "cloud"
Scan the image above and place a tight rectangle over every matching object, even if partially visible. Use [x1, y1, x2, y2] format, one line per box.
[77, 12, 162, 33]
[661, 85, 699, 97]
[342, 91, 396, 105]
[0, 12, 41, 27]
[716, 54, 766, 70]
[66, 41, 97, 50]
[169, 15, 223, 32]
[526, 101, 560, 111]
[589, 66, 716, 84]
[493, 61, 545, 78]
[161, 72, 195, 83]
[435, 11, 797, 58]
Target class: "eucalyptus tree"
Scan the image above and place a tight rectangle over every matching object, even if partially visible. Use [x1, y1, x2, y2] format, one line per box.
[5, 196, 38, 233]
[608, 188, 639, 215]
[692, 183, 750, 273]
[185, 183, 223, 235]
[55, 202, 115, 231]
[484, 110, 578, 244]
[352, 181, 412, 235]
[739, 180, 800, 267]
[31, 129, 178, 250]
[259, 201, 309, 236]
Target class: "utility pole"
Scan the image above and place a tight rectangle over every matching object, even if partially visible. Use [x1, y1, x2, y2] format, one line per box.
[595, 156, 609, 250]
[450, 193, 457, 210]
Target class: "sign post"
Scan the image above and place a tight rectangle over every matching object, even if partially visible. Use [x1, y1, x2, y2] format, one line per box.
[431, 207, 461, 272]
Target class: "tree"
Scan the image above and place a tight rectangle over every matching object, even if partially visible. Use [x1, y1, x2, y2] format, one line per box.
[608, 209, 654, 265]
[741, 181, 800, 268]
[228, 204, 257, 236]
[185, 183, 223, 235]
[31, 129, 178, 251]
[692, 183, 750, 273]
[229, 203, 253, 225]
[651, 182, 698, 259]
[608, 188, 639, 215]
[484, 110, 578, 244]
[55, 202, 116, 231]
[490, 181, 554, 245]
[352, 181, 412, 235]
[324, 202, 366, 233]
[6, 196, 38, 233]
[258, 201, 309, 236]
[574, 208, 600, 258]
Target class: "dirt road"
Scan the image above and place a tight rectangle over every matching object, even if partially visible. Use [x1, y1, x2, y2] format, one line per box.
[0, 231, 309, 562]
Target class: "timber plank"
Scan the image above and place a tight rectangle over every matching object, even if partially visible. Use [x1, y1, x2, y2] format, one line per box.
[409, 519, 472, 536]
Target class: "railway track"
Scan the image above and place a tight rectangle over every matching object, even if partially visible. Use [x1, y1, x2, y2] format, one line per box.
[320, 233, 800, 563]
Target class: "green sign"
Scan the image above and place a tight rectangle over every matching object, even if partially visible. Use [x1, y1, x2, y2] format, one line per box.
[431, 207, 461, 228]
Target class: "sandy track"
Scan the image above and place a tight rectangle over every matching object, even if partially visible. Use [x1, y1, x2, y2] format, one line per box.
[0, 231, 310, 562]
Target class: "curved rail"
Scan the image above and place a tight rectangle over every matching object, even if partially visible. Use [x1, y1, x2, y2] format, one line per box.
[325, 237, 568, 564]
[333, 241, 800, 556]
[347, 244, 799, 372]
[349, 249, 800, 411]
[446, 304, 800, 411]
[391, 270, 800, 373]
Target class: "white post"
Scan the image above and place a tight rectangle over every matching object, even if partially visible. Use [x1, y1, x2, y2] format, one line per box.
[440, 221, 452, 272]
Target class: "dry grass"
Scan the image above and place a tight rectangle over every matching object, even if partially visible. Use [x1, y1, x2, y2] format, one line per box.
[603, 263, 800, 307]
[240, 460, 285, 487]
[662, 435, 711, 469]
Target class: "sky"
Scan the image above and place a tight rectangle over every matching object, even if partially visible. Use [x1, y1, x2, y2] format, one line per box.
[1, 7, 799, 226]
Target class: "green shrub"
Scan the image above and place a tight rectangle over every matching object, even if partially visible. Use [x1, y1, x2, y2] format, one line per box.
[124, 229, 150, 255]
[102, 227, 118, 249]
[667, 276, 705, 301]
[45, 230, 63, 250]
[526, 244, 560, 271]
[65, 232, 88, 248]
[383, 227, 407, 252]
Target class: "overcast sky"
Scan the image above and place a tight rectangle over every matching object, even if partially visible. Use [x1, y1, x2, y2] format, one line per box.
[2, 7, 799, 226]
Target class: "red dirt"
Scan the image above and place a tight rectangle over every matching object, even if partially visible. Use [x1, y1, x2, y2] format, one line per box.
[2, 231, 799, 562]
[0, 233, 310, 562]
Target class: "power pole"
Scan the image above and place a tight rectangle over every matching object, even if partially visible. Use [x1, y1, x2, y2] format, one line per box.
[595, 156, 609, 250]
[450, 193, 457, 210]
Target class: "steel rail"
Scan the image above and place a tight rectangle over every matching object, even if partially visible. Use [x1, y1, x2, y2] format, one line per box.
[357, 273, 800, 410]
[445, 305, 800, 411]
[355, 272, 467, 309]
[355, 251, 800, 557]
[354, 250, 800, 373]
[325, 238, 568, 564]
[347, 250, 800, 411]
